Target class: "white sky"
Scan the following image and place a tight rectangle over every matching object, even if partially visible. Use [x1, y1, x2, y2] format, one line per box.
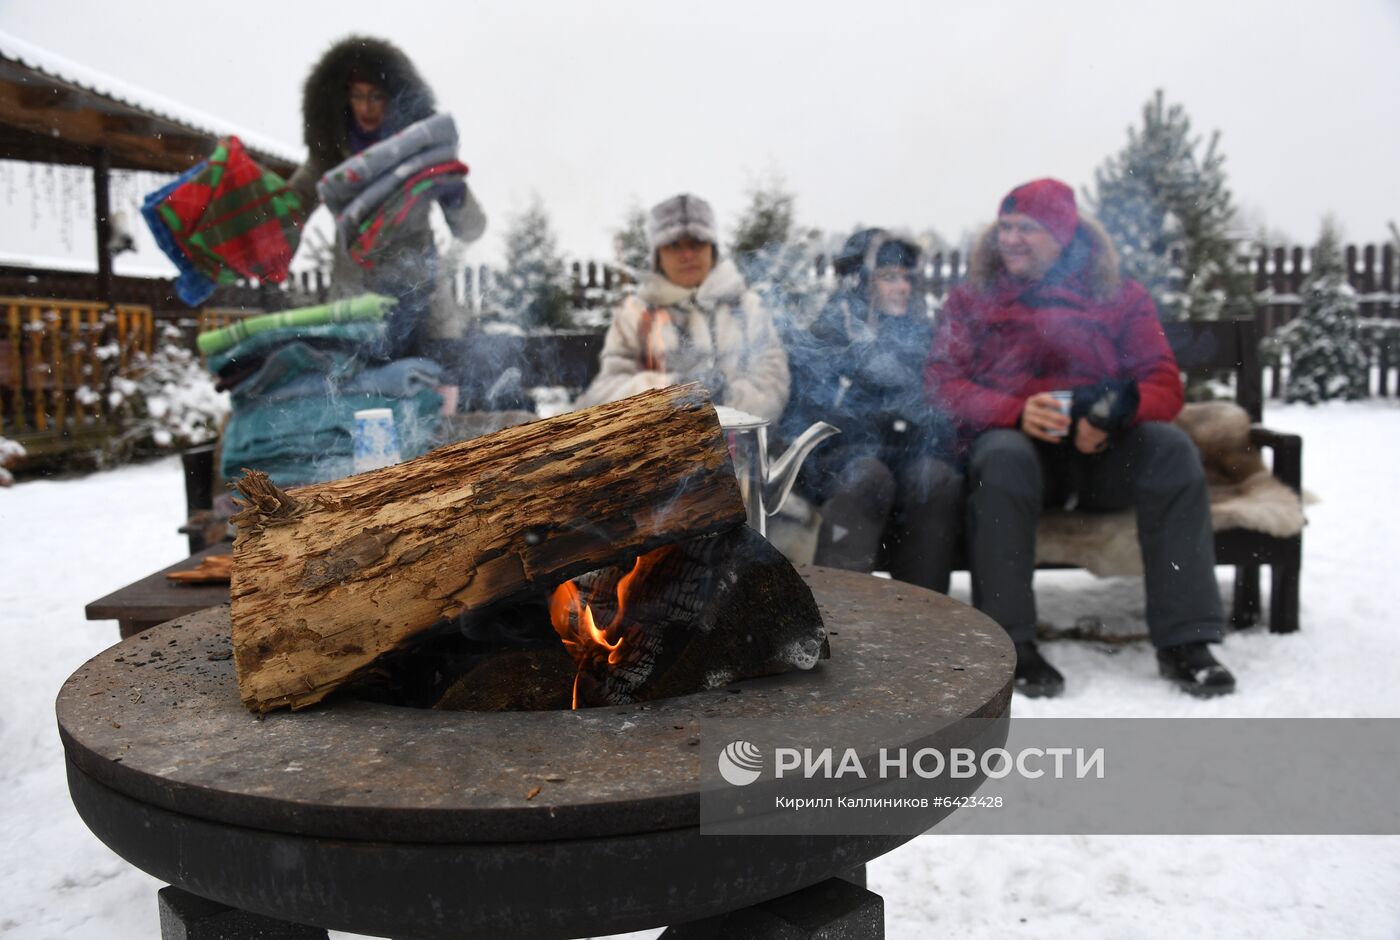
[1, 0, 1398, 271]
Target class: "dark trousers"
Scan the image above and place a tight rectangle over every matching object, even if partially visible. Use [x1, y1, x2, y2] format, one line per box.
[815, 448, 964, 593]
[965, 424, 1224, 648]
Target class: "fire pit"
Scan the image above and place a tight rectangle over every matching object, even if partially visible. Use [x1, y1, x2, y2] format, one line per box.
[57, 567, 1012, 939]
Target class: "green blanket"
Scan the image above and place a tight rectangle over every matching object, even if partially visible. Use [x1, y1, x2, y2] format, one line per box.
[197, 293, 396, 357]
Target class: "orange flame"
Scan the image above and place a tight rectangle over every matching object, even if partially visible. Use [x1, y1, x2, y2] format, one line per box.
[549, 547, 670, 709]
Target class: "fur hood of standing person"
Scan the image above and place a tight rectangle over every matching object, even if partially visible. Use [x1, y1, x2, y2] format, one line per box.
[579, 258, 790, 423]
[286, 36, 436, 209]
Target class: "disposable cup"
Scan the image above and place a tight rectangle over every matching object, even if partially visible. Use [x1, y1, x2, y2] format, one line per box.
[1048, 390, 1073, 437]
[353, 408, 402, 473]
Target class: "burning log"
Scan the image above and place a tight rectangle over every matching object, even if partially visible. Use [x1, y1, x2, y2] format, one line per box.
[549, 525, 829, 708]
[230, 385, 745, 713]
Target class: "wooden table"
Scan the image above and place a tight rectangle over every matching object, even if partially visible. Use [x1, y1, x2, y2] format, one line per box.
[84, 543, 232, 638]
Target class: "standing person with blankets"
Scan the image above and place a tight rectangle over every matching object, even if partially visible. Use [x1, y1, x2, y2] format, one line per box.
[579, 193, 790, 423]
[289, 36, 486, 372]
[927, 178, 1235, 698]
[791, 228, 962, 592]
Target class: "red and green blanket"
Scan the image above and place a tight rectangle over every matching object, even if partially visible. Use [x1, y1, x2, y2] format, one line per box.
[347, 160, 468, 269]
[142, 137, 305, 306]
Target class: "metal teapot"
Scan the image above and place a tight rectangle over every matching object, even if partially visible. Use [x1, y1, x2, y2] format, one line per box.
[720, 409, 839, 536]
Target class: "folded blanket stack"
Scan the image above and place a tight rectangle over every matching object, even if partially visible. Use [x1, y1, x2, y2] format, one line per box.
[317, 113, 468, 271]
[206, 294, 442, 488]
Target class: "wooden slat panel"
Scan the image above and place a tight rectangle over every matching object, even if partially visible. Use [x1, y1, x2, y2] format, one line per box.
[26, 307, 45, 431]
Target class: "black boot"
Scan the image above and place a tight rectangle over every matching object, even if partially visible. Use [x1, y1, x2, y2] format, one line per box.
[1014, 642, 1064, 698]
[1157, 642, 1236, 698]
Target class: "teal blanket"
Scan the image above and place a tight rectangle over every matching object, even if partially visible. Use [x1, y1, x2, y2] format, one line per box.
[216, 321, 442, 487]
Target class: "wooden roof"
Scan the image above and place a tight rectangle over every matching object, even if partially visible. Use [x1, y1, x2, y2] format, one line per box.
[0, 31, 300, 176]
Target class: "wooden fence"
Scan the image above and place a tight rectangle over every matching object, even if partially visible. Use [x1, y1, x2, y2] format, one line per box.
[1249, 244, 1400, 398]
[0, 297, 153, 449]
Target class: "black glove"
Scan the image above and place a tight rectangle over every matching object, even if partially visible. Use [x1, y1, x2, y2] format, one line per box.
[1071, 378, 1140, 435]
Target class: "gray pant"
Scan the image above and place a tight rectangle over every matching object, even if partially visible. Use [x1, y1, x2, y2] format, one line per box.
[816, 450, 964, 593]
[965, 424, 1224, 648]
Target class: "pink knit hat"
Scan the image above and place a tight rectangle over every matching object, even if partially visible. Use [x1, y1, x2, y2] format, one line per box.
[999, 178, 1079, 246]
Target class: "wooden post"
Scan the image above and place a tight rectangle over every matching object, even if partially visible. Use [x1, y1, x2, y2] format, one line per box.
[1382, 244, 1396, 397]
[92, 146, 114, 313]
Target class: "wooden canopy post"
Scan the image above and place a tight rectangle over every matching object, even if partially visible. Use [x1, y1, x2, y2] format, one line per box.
[91, 145, 113, 311]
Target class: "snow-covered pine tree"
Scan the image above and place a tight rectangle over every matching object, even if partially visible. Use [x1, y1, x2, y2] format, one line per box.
[1086, 90, 1253, 322]
[614, 204, 651, 280]
[728, 176, 823, 327]
[594, 204, 650, 315]
[498, 197, 574, 330]
[1273, 221, 1369, 404]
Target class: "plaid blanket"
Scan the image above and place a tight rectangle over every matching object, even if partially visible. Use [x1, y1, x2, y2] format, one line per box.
[317, 113, 459, 211]
[348, 162, 469, 270]
[142, 137, 304, 306]
[335, 143, 458, 242]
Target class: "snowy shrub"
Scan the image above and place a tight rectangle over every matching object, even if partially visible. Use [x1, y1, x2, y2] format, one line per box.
[1267, 223, 1370, 404]
[0, 435, 25, 486]
[102, 324, 229, 462]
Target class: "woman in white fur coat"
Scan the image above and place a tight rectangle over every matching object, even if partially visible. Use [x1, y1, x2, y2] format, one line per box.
[578, 193, 790, 422]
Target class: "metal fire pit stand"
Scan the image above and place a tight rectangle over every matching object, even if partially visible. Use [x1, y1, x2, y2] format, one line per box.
[58, 567, 1013, 940]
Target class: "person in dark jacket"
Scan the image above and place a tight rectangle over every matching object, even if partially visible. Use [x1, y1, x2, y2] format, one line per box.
[288, 36, 486, 368]
[926, 179, 1235, 698]
[794, 229, 962, 592]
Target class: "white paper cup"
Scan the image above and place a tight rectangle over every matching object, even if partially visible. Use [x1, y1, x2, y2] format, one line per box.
[353, 408, 402, 473]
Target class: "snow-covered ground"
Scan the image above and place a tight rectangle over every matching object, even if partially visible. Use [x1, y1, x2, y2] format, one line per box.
[2, 401, 1398, 939]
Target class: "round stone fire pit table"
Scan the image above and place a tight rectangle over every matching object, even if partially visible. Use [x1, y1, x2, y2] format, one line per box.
[58, 566, 1013, 939]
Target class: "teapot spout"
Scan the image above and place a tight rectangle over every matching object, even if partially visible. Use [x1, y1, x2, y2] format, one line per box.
[763, 421, 840, 517]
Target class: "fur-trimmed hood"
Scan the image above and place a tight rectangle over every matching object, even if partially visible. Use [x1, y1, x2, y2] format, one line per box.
[301, 36, 437, 170]
[967, 214, 1123, 302]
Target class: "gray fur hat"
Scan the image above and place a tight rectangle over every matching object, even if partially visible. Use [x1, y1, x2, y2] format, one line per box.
[647, 193, 718, 251]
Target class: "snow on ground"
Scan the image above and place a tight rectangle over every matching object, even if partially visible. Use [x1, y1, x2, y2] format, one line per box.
[2, 402, 1399, 939]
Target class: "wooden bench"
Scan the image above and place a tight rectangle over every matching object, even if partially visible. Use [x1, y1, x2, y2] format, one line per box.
[1166, 317, 1302, 633]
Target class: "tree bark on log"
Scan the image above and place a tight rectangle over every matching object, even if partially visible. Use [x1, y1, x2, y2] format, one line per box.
[230, 384, 745, 713]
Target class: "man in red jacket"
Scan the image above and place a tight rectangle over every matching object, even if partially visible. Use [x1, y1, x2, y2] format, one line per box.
[926, 179, 1235, 698]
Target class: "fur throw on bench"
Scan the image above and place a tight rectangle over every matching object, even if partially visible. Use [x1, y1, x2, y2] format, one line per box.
[1036, 402, 1306, 577]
